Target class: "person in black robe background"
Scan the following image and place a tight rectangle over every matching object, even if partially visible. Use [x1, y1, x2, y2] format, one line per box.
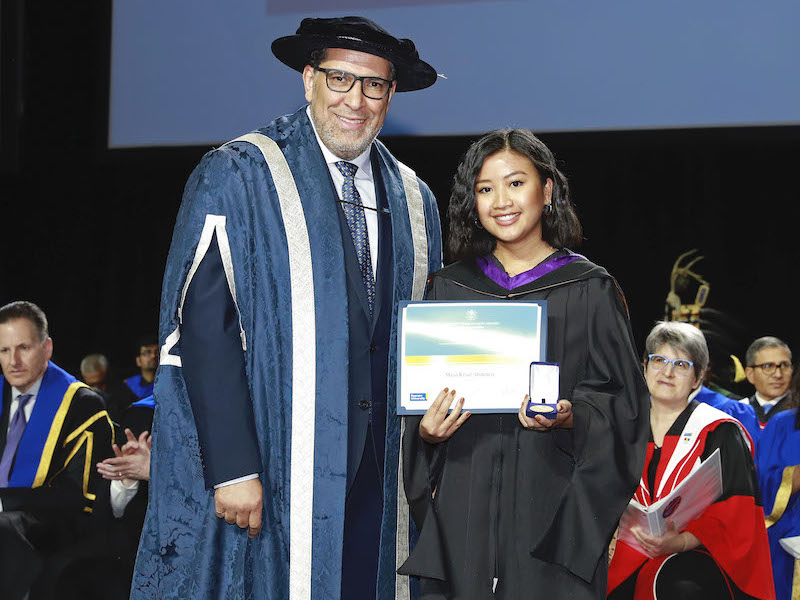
[399, 129, 650, 599]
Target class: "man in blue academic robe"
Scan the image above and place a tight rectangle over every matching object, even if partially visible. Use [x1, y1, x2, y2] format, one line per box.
[132, 17, 442, 600]
[694, 384, 761, 445]
[123, 336, 159, 400]
[740, 336, 794, 427]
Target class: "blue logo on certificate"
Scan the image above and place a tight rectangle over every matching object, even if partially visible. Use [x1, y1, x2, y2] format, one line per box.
[396, 300, 547, 415]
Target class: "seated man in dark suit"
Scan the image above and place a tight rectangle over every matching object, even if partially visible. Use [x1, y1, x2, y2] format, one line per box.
[0, 301, 114, 600]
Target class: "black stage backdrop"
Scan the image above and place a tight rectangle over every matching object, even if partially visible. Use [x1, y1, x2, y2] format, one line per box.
[2, 2, 799, 392]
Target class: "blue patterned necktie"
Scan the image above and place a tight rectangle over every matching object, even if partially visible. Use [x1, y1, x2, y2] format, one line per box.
[0, 393, 33, 487]
[335, 161, 375, 315]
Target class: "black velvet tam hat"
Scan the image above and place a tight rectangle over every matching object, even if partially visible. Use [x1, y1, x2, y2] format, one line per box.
[271, 16, 438, 92]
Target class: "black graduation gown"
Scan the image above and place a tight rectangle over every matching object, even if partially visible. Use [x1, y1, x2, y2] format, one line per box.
[399, 252, 650, 599]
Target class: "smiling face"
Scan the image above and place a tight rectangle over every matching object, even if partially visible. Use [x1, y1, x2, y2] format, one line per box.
[303, 48, 395, 160]
[746, 346, 793, 401]
[645, 344, 702, 407]
[474, 149, 553, 254]
[0, 318, 52, 393]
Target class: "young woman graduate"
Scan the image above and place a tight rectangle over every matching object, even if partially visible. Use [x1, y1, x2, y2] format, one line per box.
[398, 129, 650, 599]
[608, 321, 774, 600]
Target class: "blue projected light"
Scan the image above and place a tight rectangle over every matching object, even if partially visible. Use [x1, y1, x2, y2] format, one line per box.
[109, 0, 800, 147]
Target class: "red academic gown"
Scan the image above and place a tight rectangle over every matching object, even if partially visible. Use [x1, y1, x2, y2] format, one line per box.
[608, 401, 774, 600]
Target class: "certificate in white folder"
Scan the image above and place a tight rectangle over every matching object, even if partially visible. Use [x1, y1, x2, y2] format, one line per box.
[396, 300, 547, 415]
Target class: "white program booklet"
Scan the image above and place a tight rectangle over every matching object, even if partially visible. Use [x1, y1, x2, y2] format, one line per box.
[619, 448, 722, 553]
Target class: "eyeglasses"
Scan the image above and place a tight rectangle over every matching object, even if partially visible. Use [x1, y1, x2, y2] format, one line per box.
[647, 354, 695, 376]
[315, 67, 393, 100]
[750, 361, 793, 375]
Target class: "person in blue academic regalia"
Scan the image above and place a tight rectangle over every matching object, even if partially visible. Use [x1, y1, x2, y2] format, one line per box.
[693, 384, 761, 446]
[130, 16, 443, 600]
[124, 335, 159, 400]
[741, 337, 794, 428]
[757, 368, 800, 600]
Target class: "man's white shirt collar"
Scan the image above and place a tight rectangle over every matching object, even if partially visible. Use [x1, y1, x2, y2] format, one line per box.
[8, 375, 43, 431]
[12, 376, 43, 404]
[755, 391, 787, 407]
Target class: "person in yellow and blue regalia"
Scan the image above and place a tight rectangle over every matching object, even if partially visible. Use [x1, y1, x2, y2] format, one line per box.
[0, 300, 114, 600]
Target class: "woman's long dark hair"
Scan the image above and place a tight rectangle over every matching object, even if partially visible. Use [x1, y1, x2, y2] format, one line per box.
[447, 129, 582, 262]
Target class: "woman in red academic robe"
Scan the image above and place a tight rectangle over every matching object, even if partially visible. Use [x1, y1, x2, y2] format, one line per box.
[608, 321, 774, 600]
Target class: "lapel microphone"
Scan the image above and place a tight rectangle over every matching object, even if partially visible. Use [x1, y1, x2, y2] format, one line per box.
[337, 198, 392, 215]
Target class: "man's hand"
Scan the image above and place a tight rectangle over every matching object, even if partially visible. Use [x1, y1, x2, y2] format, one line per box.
[215, 478, 263, 538]
[97, 429, 151, 486]
[418, 388, 471, 444]
[518, 397, 574, 431]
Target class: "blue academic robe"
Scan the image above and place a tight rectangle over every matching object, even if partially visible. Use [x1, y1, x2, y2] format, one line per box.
[757, 408, 800, 600]
[694, 385, 761, 447]
[124, 374, 154, 400]
[131, 108, 442, 599]
[0, 361, 110, 502]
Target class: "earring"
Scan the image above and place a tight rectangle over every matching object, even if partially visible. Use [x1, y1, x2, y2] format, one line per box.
[474, 217, 484, 230]
[542, 204, 553, 216]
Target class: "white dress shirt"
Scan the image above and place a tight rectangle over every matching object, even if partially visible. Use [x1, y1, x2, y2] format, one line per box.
[111, 478, 140, 518]
[1, 377, 44, 511]
[7, 378, 42, 434]
[740, 391, 788, 412]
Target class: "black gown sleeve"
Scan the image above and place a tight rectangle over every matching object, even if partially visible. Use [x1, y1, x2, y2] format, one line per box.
[701, 422, 760, 502]
[121, 405, 155, 439]
[181, 232, 262, 488]
[532, 277, 650, 583]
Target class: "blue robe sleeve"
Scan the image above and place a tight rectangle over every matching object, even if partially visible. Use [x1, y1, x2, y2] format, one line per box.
[182, 232, 263, 488]
[758, 411, 800, 518]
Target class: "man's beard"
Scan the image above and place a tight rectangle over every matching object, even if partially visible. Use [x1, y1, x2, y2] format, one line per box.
[311, 107, 380, 160]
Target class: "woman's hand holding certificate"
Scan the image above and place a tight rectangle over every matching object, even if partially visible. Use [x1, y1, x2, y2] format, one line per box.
[418, 388, 471, 443]
[517, 396, 574, 430]
[418, 386, 573, 445]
